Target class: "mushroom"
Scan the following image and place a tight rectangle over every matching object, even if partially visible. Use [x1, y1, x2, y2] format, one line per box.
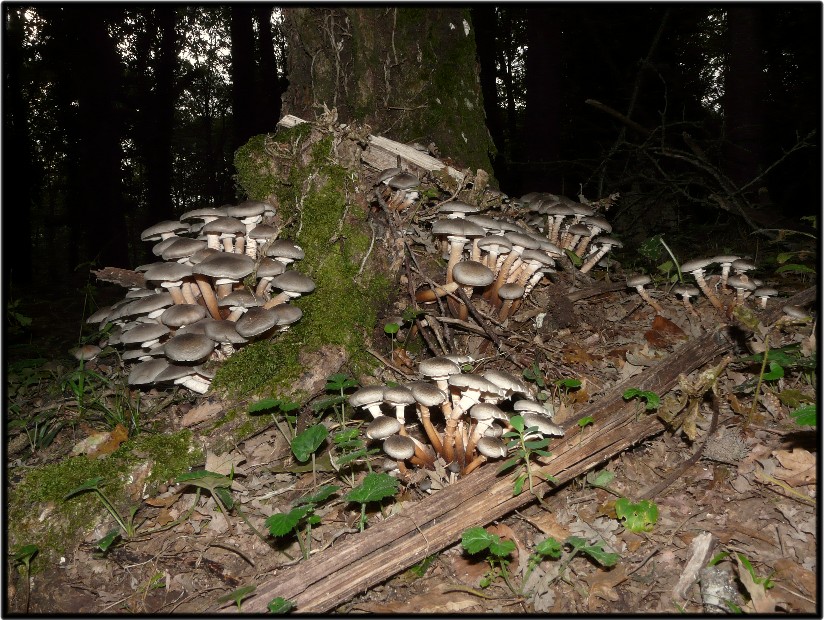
[522, 411, 564, 438]
[726, 274, 757, 307]
[408, 380, 447, 456]
[680, 258, 724, 312]
[270, 303, 303, 331]
[579, 236, 622, 274]
[163, 332, 216, 365]
[465, 402, 508, 458]
[577, 216, 612, 256]
[202, 216, 246, 253]
[71, 343, 102, 362]
[752, 286, 778, 309]
[262, 270, 316, 308]
[462, 435, 508, 476]
[496, 282, 525, 321]
[143, 262, 194, 306]
[160, 303, 208, 330]
[366, 415, 402, 440]
[349, 385, 387, 419]
[219, 289, 260, 322]
[712, 255, 741, 290]
[254, 257, 287, 298]
[203, 319, 248, 357]
[672, 284, 700, 317]
[193, 252, 255, 299]
[626, 274, 664, 315]
[383, 384, 416, 426]
[234, 307, 279, 340]
[431, 218, 486, 284]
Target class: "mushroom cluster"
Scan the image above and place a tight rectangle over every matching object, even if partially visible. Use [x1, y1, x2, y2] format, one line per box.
[411, 189, 618, 323]
[349, 356, 563, 477]
[626, 255, 787, 317]
[83, 200, 314, 393]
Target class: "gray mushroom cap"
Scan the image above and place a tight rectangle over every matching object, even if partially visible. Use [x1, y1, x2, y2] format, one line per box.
[128, 358, 170, 386]
[349, 385, 386, 409]
[71, 344, 102, 361]
[218, 290, 260, 310]
[383, 384, 416, 406]
[160, 237, 208, 262]
[227, 200, 268, 218]
[437, 200, 480, 216]
[160, 303, 208, 327]
[256, 257, 288, 278]
[476, 436, 508, 459]
[469, 402, 507, 422]
[448, 372, 501, 396]
[408, 381, 448, 407]
[432, 218, 486, 239]
[164, 332, 215, 363]
[141, 220, 187, 241]
[513, 399, 552, 416]
[782, 305, 809, 319]
[522, 411, 564, 436]
[672, 284, 700, 298]
[727, 275, 757, 291]
[497, 282, 525, 300]
[271, 303, 303, 326]
[627, 274, 652, 288]
[143, 262, 193, 284]
[366, 415, 402, 440]
[248, 223, 279, 241]
[483, 368, 530, 395]
[270, 270, 316, 294]
[451, 260, 494, 287]
[382, 434, 416, 460]
[120, 322, 170, 346]
[193, 252, 255, 280]
[377, 167, 403, 185]
[418, 356, 461, 380]
[235, 307, 278, 337]
[266, 239, 305, 261]
[204, 319, 248, 344]
[179, 206, 228, 222]
[680, 257, 714, 274]
[202, 216, 246, 236]
[387, 171, 420, 190]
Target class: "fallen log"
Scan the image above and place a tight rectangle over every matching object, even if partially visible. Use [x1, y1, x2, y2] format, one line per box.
[219, 326, 739, 613]
[91, 266, 145, 289]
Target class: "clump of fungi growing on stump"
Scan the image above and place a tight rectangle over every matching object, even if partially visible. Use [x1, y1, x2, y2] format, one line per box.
[349, 357, 564, 478]
[84, 200, 314, 394]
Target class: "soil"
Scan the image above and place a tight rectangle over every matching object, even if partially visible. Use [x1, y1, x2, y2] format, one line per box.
[6, 238, 818, 615]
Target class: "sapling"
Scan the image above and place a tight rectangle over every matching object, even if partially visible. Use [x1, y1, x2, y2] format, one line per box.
[345, 472, 399, 532]
[12, 544, 38, 613]
[266, 484, 340, 559]
[499, 415, 557, 498]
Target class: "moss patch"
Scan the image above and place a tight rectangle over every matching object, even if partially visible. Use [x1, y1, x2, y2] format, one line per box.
[7, 430, 202, 569]
[213, 126, 391, 398]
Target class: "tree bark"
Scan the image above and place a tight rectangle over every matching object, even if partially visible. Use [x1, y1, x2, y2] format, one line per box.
[280, 7, 495, 175]
[231, 5, 257, 152]
[253, 6, 284, 134]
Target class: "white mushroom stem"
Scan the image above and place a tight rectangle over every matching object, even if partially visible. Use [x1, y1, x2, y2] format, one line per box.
[580, 244, 612, 274]
[410, 436, 435, 468]
[416, 404, 444, 456]
[255, 277, 274, 298]
[221, 236, 234, 253]
[633, 284, 665, 314]
[245, 237, 257, 259]
[162, 282, 187, 305]
[445, 237, 468, 284]
[465, 419, 494, 460]
[690, 270, 725, 311]
[181, 281, 199, 305]
[175, 375, 212, 394]
[680, 295, 699, 317]
[263, 291, 298, 308]
[234, 236, 245, 255]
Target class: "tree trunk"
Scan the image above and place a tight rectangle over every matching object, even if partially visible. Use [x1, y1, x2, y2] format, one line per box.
[231, 5, 257, 152]
[280, 7, 494, 175]
[723, 6, 767, 194]
[253, 6, 284, 134]
[523, 6, 562, 193]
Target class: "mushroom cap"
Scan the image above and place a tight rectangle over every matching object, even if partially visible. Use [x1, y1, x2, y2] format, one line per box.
[153, 362, 199, 383]
[248, 223, 279, 241]
[593, 235, 623, 248]
[465, 214, 502, 232]
[672, 284, 700, 298]
[202, 216, 246, 235]
[366, 415, 402, 440]
[437, 200, 480, 216]
[727, 275, 757, 291]
[753, 286, 778, 297]
[483, 368, 530, 395]
[189, 247, 222, 264]
[504, 231, 540, 251]
[203, 319, 248, 344]
[71, 343, 102, 361]
[497, 282, 525, 300]
[141, 220, 188, 241]
[542, 203, 574, 216]
[448, 372, 501, 395]
[382, 434, 416, 460]
[160, 237, 208, 262]
[218, 290, 259, 310]
[266, 239, 305, 261]
[477, 235, 513, 253]
[680, 257, 714, 273]
[271, 303, 303, 326]
[731, 258, 756, 272]
[782, 305, 809, 319]
[87, 306, 114, 324]
[164, 332, 215, 363]
[408, 381, 448, 407]
[567, 223, 591, 237]
[193, 252, 255, 280]
[519, 248, 555, 267]
[270, 270, 316, 294]
[376, 167, 403, 185]
[452, 260, 494, 287]
[160, 303, 208, 327]
[476, 435, 508, 458]
[627, 274, 652, 288]
[469, 402, 507, 422]
[522, 411, 564, 436]
[418, 356, 461, 380]
[143, 262, 193, 284]
[120, 322, 170, 345]
[432, 218, 485, 239]
[152, 235, 181, 257]
[583, 216, 612, 233]
[128, 358, 170, 386]
[180, 206, 228, 222]
[256, 257, 288, 278]
[513, 399, 551, 415]
[349, 385, 386, 409]
[235, 307, 278, 337]
[177, 317, 217, 335]
[387, 171, 420, 190]
[713, 255, 741, 265]
[383, 384, 416, 406]
[227, 200, 268, 218]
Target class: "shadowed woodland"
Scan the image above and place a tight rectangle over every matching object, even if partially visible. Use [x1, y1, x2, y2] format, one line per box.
[4, 5, 819, 615]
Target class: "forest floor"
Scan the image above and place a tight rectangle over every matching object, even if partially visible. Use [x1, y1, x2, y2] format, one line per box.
[6, 238, 818, 615]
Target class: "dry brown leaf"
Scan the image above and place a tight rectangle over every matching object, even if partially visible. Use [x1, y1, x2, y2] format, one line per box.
[72, 424, 129, 459]
[145, 492, 182, 508]
[772, 448, 816, 484]
[352, 583, 479, 613]
[585, 564, 627, 608]
[205, 450, 246, 476]
[524, 510, 571, 541]
[644, 315, 688, 348]
[774, 558, 817, 599]
[736, 555, 781, 613]
[180, 400, 224, 427]
[562, 343, 597, 365]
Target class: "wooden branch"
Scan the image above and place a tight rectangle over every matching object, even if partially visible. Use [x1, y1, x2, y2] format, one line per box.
[217, 326, 738, 613]
[585, 98, 652, 138]
[91, 267, 145, 289]
[277, 114, 465, 183]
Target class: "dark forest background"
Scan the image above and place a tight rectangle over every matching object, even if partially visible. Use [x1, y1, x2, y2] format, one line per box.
[4, 5, 821, 292]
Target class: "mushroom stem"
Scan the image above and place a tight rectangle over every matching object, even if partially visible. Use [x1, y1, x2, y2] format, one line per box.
[194, 274, 223, 320]
[417, 405, 444, 456]
[461, 454, 486, 476]
[415, 281, 460, 303]
[454, 420, 467, 469]
[634, 285, 665, 314]
[693, 273, 725, 312]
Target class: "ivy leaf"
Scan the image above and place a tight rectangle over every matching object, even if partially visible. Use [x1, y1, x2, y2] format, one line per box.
[265, 506, 313, 537]
[615, 498, 658, 532]
[461, 527, 494, 554]
[291, 424, 328, 462]
[325, 373, 358, 392]
[566, 536, 620, 567]
[790, 404, 816, 427]
[346, 472, 399, 504]
[294, 484, 340, 506]
[267, 597, 295, 613]
[622, 388, 660, 410]
[175, 470, 232, 492]
[534, 536, 563, 559]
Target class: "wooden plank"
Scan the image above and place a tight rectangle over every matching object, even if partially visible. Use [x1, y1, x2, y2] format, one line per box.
[219, 326, 737, 613]
[276, 114, 465, 183]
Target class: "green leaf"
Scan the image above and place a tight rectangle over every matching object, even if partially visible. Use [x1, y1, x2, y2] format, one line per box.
[761, 361, 784, 381]
[311, 395, 347, 412]
[513, 472, 527, 495]
[524, 438, 550, 450]
[248, 398, 281, 413]
[509, 415, 525, 432]
[555, 378, 582, 390]
[586, 469, 615, 488]
[489, 538, 516, 558]
[461, 527, 494, 554]
[13, 544, 39, 565]
[776, 263, 815, 275]
[566, 536, 620, 567]
[346, 472, 399, 504]
[615, 498, 658, 532]
[565, 248, 582, 266]
[790, 404, 816, 427]
[265, 506, 313, 536]
[98, 528, 121, 552]
[497, 457, 520, 474]
[215, 486, 235, 510]
[295, 484, 340, 506]
[64, 476, 105, 499]
[384, 322, 400, 335]
[577, 415, 594, 428]
[326, 373, 358, 392]
[291, 424, 328, 462]
[176, 470, 232, 490]
[534, 537, 563, 559]
[267, 597, 295, 613]
[218, 585, 256, 607]
[622, 388, 660, 410]
[708, 551, 730, 566]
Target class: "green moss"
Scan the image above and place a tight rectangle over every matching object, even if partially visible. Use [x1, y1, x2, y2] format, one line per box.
[213, 129, 392, 399]
[7, 430, 202, 568]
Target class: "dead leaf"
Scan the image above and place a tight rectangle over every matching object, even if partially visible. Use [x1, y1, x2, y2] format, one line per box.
[351, 583, 479, 613]
[562, 343, 597, 365]
[145, 492, 182, 508]
[585, 564, 627, 609]
[772, 449, 816, 484]
[180, 400, 224, 427]
[644, 315, 687, 348]
[524, 510, 571, 541]
[72, 424, 129, 459]
[205, 450, 246, 477]
[774, 558, 817, 599]
[736, 555, 781, 613]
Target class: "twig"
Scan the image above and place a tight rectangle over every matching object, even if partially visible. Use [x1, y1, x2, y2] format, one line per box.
[366, 348, 415, 379]
[456, 287, 504, 350]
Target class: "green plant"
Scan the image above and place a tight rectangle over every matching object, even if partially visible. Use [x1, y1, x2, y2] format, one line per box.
[791, 404, 816, 427]
[614, 497, 658, 533]
[249, 396, 301, 444]
[499, 415, 557, 498]
[623, 388, 661, 420]
[461, 526, 518, 591]
[522, 362, 548, 401]
[12, 544, 38, 613]
[175, 470, 245, 538]
[312, 373, 359, 426]
[290, 423, 328, 486]
[267, 597, 295, 613]
[64, 477, 142, 545]
[266, 484, 340, 559]
[330, 426, 379, 485]
[218, 585, 257, 611]
[576, 415, 594, 445]
[384, 321, 400, 354]
[345, 472, 399, 532]
[584, 469, 620, 496]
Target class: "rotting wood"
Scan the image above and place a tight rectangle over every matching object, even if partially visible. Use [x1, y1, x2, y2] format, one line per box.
[91, 266, 146, 289]
[277, 114, 466, 183]
[218, 326, 740, 613]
